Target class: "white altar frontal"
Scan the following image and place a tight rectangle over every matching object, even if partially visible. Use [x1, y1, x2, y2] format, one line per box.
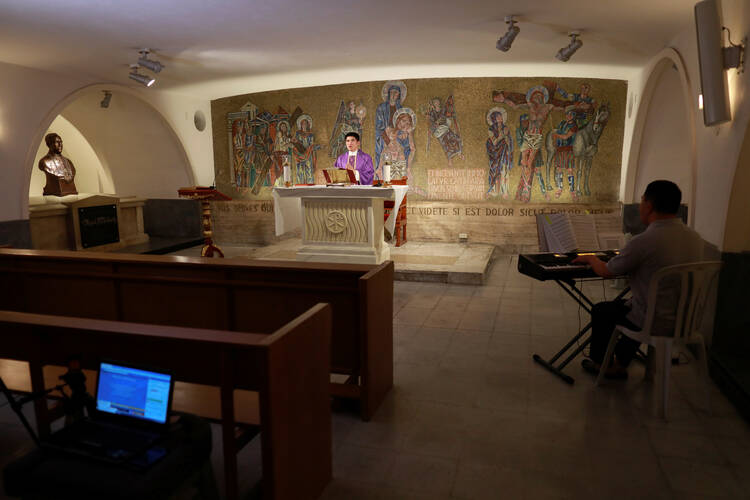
[273, 185, 408, 264]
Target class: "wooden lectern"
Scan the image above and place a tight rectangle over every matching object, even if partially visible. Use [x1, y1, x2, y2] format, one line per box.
[177, 186, 231, 257]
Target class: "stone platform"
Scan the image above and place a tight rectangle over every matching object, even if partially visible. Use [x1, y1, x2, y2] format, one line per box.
[168, 239, 495, 285]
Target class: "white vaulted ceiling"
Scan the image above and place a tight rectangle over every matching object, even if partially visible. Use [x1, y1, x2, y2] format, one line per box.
[0, 0, 697, 97]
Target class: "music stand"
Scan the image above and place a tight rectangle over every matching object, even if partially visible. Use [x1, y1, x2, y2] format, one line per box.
[177, 187, 232, 258]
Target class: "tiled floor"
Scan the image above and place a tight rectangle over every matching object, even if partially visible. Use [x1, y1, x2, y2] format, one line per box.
[318, 255, 750, 500]
[2, 255, 749, 499]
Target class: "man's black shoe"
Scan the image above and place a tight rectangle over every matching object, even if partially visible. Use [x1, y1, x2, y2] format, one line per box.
[582, 358, 629, 379]
[581, 358, 599, 375]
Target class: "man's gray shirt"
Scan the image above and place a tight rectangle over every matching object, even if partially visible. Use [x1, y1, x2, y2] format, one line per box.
[606, 218, 703, 328]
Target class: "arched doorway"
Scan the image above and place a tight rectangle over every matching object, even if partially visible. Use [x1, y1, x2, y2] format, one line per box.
[28, 86, 194, 200]
[723, 117, 750, 252]
[709, 116, 750, 421]
[624, 48, 697, 225]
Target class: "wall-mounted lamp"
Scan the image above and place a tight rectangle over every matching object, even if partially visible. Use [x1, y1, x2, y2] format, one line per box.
[100, 90, 112, 108]
[694, 0, 745, 125]
[555, 31, 582, 62]
[721, 27, 745, 73]
[496, 16, 520, 52]
[138, 49, 164, 73]
[129, 64, 155, 87]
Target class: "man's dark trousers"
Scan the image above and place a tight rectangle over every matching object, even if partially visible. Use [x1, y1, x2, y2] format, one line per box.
[589, 299, 641, 367]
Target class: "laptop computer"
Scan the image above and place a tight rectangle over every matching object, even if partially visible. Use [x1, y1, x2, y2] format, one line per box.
[43, 359, 174, 465]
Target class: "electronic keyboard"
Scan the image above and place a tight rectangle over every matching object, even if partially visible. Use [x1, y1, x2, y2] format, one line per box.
[517, 250, 620, 282]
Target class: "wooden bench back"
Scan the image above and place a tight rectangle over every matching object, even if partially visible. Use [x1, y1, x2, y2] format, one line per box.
[0, 248, 393, 420]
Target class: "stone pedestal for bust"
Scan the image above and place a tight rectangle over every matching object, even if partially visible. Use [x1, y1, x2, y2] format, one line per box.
[29, 194, 149, 251]
[42, 175, 78, 197]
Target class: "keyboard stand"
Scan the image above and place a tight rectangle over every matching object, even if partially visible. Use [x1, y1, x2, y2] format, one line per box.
[532, 278, 630, 384]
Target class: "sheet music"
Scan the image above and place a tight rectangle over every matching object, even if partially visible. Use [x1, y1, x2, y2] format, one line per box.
[535, 214, 549, 252]
[597, 231, 626, 250]
[541, 213, 577, 253]
[537, 212, 627, 253]
[569, 214, 600, 251]
[593, 211, 623, 235]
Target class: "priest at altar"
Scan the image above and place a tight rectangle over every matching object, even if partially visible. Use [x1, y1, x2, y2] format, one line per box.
[333, 132, 374, 185]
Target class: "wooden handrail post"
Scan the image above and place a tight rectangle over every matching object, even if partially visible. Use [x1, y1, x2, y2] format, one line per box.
[220, 348, 238, 500]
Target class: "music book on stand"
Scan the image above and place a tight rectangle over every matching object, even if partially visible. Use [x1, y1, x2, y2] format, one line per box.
[536, 213, 625, 253]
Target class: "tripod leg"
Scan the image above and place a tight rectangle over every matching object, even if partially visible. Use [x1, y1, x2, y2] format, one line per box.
[29, 362, 51, 438]
[0, 377, 40, 446]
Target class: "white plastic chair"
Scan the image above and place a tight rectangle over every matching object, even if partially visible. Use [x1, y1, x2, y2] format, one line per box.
[596, 261, 723, 419]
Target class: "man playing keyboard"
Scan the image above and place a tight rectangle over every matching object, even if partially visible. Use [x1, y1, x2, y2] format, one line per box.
[572, 180, 702, 379]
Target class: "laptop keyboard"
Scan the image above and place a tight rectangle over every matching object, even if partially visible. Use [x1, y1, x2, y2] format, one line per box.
[47, 420, 159, 460]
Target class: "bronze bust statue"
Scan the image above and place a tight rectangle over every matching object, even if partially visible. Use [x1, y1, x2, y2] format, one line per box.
[38, 133, 78, 196]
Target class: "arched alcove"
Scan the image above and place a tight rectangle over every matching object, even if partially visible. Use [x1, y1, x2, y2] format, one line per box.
[633, 66, 692, 200]
[23, 84, 195, 210]
[57, 89, 194, 198]
[29, 115, 114, 199]
[723, 116, 750, 252]
[625, 48, 696, 225]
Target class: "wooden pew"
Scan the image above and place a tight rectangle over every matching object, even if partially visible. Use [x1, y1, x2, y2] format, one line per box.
[0, 248, 393, 420]
[0, 305, 332, 500]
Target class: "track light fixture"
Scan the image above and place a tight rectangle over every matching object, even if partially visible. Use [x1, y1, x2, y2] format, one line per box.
[100, 90, 112, 108]
[556, 31, 582, 62]
[137, 49, 164, 73]
[129, 64, 155, 87]
[496, 16, 520, 52]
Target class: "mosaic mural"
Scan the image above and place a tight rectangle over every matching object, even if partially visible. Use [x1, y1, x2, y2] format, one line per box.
[213, 77, 626, 204]
[329, 100, 366, 159]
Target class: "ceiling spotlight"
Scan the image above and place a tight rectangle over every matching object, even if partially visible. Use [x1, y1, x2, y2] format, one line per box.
[100, 90, 112, 108]
[496, 15, 520, 52]
[129, 64, 155, 87]
[556, 31, 582, 62]
[137, 49, 164, 73]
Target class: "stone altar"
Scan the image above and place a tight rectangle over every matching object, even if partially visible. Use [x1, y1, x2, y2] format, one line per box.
[273, 185, 406, 264]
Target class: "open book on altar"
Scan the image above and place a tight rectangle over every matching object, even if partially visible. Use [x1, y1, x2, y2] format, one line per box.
[323, 168, 358, 184]
[536, 213, 625, 253]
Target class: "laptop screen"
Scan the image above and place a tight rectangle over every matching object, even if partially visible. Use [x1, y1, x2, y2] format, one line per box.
[96, 362, 172, 424]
